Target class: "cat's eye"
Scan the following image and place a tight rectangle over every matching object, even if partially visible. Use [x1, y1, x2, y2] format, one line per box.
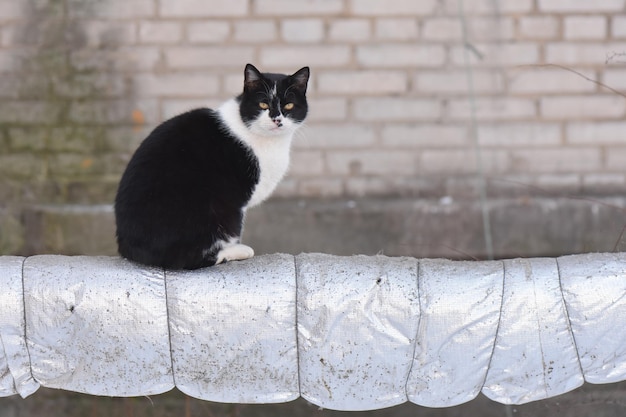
[259, 102, 269, 110]
[283, 103, 295, 110]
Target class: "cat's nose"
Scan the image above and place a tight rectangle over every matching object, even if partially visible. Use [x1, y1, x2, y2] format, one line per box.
[272, 117, 283, 127]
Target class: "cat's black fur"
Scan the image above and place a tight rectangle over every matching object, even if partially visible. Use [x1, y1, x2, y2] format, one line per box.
[115, 64, 309, 270]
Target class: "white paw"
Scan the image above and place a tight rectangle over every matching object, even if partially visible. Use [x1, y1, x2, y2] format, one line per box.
[215, 244, 254, 265]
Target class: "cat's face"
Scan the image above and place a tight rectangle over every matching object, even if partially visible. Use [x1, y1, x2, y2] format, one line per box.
[239, 64, 310, 137]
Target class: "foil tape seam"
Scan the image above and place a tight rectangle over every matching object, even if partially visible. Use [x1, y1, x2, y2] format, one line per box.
[554, 257, 585, 380]
[403, 258, 421, 402]
[19, 256, 36, 396]
[480, 260, 506, 391]
[293, 254, 302, 397]
[163, 268, 177, 389]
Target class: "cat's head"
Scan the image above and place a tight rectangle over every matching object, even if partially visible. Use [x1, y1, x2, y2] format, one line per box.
[238, 64, 310, 137]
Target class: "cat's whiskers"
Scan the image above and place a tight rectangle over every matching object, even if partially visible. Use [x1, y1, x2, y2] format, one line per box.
[293, 121, 311, 146]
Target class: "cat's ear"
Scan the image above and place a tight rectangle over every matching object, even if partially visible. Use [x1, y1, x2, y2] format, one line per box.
[244, 63, 263, 91]
[290, 66, 310, 94]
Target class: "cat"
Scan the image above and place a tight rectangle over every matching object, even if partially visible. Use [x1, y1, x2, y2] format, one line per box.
[114, 64, 310, 270]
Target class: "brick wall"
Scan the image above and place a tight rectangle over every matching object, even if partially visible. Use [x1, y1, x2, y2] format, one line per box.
[1, 0, 626, 252]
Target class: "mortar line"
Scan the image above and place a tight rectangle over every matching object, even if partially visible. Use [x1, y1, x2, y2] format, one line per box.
[162, 268, 178, 389]
[293, 254, 302, 398]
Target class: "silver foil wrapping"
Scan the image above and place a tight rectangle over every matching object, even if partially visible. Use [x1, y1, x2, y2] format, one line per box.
[22, 255, 174, 396]
[167, 253, 298, 403]
[0, 256, 39, 397]
[297, 254, 419, 411]
[1, 252, 626, 410]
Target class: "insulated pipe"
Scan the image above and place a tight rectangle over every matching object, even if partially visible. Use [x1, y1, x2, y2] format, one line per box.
[1, 253, 626, 410]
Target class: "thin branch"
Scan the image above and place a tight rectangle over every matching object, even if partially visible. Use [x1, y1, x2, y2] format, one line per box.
[516, 63, 626, 100]
[613, 224, 626, 253]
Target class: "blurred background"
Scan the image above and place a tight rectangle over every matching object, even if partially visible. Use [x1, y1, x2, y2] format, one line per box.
[1, 0, 626, 415]
[1, 0, 626, 260]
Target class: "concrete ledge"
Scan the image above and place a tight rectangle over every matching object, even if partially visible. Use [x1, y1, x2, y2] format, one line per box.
[17, 197, 626, 259]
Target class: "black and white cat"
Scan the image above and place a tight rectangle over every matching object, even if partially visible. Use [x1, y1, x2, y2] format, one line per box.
[115, 64, 310, 270]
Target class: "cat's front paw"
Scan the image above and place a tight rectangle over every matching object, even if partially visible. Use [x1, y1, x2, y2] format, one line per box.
[215, 244, 255, 265]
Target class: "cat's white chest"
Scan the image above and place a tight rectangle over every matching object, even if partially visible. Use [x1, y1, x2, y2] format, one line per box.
[217, 99, 294, 208]
[245, 135, 291, 207]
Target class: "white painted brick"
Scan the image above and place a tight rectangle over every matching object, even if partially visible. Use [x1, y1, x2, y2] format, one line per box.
[612, 16, 626, 38]
[78, 21, 137, 48]
[297, 124, 377, 149]
[450, 43, 540, 67]
[344, 177, 392, 197]
[2, 24, 30, 47]
[318, 70, 408, 95]
[350, 0, 437, 16]
[67, 99, 159, 125]
[444, 0, 533, 14]
[345, 177, 440, 197]
[419, 149, 509, 174]
[233, 20, 277, 43]
[468, 17, 516, 41]
[68, 0, 155, 18]
[223, 73, 246, 95]
[0, 74, 48, 98]
[566, 121, 626, 144]
[538, 0, 625, 12]
[0, 1, 22, 20]
[139, 21, 182, 44]
[187, 21, 230, 43]
[52, 73, 127, 98]
[374, 18, 418, 41]
[534, 174, 582, 190]
[518, 16, 560, 39]
[448, 98, 537, 121]
[282, 19, 325, 43]
[582, 173, 626, 190]
[422, 18, 462, 41]
[381, 124, 469, 148]
[508, 68, 597, 94]
[510, 148, 602, 173]
[133, 73, 220, 97]
[414, 70, 503, 94]
[606, 51, 626, 65]
[606, 149, 626, 170]
[546, 42, 626, 65]
[0, 50, 22, 72]
[0, 101, 61, 124]
[161, 99, 217, 120]
[354, 98, 441, 121]
[165, 46, 254, 69]
[601, 69, 626, 89]
[159, 0, 248, 17]
[294, 178, 344, 197]
[477, 123, 562, 147]
[326, 150, 417, 175]
[329, 19, 371, 42]
[0, 25, 9, 47]
[564, 16, 607, 40]
[254, 0, 344, 16]
[260, 45, 350, 68]
[357, 44, 446, 68]
[540, 95, 626, 119]
[272, 178, 298, 197]
[304, 98, 348, 122]
[71, 46, 161, 71]
[290, 150, 325, 176]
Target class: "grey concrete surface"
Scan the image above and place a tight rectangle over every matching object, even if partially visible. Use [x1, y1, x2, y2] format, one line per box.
[18, 196, 626, 260]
